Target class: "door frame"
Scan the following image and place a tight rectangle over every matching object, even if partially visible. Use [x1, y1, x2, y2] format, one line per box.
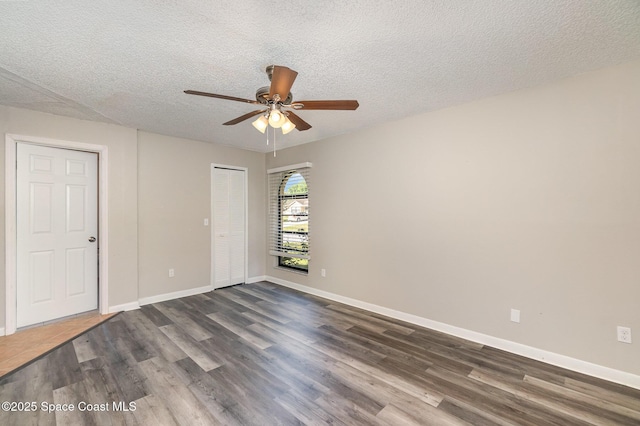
[5, 134, 109, 335]
[210, 163, 248, 289]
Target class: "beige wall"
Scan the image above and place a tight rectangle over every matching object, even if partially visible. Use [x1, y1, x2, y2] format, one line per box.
[0, 106, 139, 326]
[266, 60, 640, 375]
[137, 131, 265, 299]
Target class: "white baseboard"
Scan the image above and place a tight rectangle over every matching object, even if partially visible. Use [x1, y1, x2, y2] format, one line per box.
[0, 327, 5, 336]
[109, 280, 265, 313]
[264, 275, 640, 390]
[138, 285, 213, 307]
[108, 301, 140, 313]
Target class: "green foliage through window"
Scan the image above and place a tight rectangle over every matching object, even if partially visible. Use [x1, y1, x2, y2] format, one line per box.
[278, 172, 309, 272]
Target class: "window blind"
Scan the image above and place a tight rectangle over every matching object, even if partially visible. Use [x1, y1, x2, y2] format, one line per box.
[268, 163, 311, 260]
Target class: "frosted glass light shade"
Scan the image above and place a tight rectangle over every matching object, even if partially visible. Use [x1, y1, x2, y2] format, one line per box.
[268, 110, 286, 128]
[252, 116, 268, 133]
[281, 118, 296, 134]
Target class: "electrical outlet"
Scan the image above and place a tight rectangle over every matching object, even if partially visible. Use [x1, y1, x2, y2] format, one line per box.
[169, 268, 175, 278]
[617, 326, 632, 344]
[204, 218, 209, 226]
[510, 309, 520, 323]
[321, 268, 326, 277]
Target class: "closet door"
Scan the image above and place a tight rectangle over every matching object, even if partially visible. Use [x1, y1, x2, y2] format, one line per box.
[228, 169, 245, 284]
[212, 167, 245, 289]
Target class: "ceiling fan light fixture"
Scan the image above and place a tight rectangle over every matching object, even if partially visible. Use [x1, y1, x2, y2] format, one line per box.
[268, 110, 286, 128]
[252, 115, 268, 133]
[281, 118, 296, 134]
[185, 65, 358, 141]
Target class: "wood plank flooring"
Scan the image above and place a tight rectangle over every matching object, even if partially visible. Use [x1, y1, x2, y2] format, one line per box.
[1, 282, 638, 425]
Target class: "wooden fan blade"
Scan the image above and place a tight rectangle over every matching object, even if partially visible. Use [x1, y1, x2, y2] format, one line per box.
[223, 110, 266, 125]
[286, 111, 312, 131]
[269, 66, 298, 100]
[295, 100, 359, 110]
[184, 90, 260, 105]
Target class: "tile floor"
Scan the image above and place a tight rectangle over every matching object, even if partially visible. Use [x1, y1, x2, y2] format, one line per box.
[0, 312, 117, 377]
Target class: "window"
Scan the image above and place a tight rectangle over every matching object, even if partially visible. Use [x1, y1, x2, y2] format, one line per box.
[268, 163, 311, 272]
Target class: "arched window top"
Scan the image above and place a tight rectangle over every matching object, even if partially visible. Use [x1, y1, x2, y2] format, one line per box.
[280, 172, 308, 196]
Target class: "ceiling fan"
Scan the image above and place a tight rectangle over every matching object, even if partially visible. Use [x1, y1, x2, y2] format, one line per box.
[184, 65, 359, 134]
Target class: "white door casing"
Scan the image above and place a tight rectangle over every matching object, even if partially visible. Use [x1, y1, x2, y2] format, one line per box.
[16, 143, 98, 327]
[211, 165, 247, 289]
[5, 133, 109, 336]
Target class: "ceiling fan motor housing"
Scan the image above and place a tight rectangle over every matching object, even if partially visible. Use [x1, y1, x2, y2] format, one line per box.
[256, 86, 292, 105]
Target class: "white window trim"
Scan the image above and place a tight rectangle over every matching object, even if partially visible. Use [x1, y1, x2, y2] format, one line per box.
[267, 162, 312, 175]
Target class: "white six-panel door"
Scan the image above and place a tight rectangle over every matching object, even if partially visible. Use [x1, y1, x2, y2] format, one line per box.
[212, 167, 245, 289]
[16, 143, 98, 327]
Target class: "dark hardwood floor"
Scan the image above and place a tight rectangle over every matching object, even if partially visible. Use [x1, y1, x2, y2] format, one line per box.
[1, 282, 638, 425]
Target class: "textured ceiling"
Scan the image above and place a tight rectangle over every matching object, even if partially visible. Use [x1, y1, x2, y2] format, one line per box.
[1, 1, 640, 152]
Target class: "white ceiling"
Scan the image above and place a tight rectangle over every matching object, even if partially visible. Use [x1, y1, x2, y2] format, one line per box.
[1, 1, 640, 152]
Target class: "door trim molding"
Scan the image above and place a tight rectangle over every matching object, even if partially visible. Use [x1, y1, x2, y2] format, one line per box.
[5, 134, 109, 335]
[210, 164, 248, 290]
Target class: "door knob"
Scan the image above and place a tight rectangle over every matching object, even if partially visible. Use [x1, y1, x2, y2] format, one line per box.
[88, 236, 96, 242]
